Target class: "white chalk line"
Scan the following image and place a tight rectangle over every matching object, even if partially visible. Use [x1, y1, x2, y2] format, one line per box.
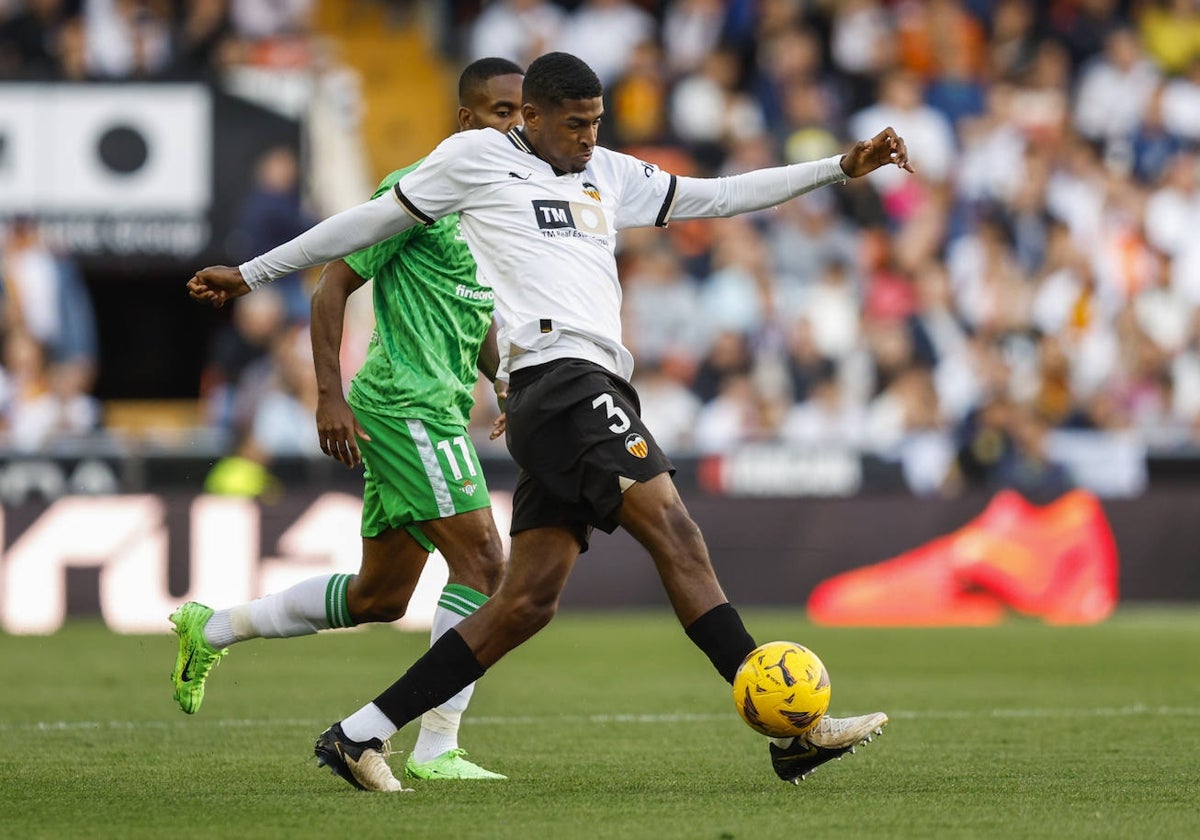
[4, 704, 1198, 734]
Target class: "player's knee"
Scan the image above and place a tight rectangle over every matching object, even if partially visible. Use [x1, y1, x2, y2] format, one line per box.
[447, 531, 506, 596]
[657, 503, 706, 556]
[500, 590, 558, 640]
[347, 589, 409, 624]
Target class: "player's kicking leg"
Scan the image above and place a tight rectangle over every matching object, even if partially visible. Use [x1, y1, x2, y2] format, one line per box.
[616, 474, 889, 783]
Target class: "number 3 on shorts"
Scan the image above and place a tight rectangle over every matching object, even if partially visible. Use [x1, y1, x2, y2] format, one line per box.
[592, 393, 630, 434]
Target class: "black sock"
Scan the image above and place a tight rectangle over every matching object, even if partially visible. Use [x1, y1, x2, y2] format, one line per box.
[685, 603, 757, 684]
[372, 629, 486, 728]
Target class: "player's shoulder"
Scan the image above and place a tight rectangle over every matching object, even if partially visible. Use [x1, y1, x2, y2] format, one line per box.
[590, 145, 668, 180]
[373, 158, 425, 197]
[432, 127, 515, 159]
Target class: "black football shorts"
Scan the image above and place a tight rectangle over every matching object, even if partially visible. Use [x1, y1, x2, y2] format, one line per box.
[504, 358, 675, 549]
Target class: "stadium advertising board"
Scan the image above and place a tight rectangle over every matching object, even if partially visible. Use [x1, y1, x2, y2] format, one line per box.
[0, 492, 511, 635]
[2, 484, 1200, 635]
[0, 82, 298, 265]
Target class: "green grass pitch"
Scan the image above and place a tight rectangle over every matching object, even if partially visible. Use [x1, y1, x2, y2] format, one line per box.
[1, 608, 1197, 839]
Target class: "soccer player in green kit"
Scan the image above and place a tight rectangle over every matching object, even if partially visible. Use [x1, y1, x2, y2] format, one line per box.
[170, 57, 525, 789]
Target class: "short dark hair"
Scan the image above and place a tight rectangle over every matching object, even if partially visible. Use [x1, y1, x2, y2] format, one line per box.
[522, 52, 602, 108]
[458, 57, 524, 105]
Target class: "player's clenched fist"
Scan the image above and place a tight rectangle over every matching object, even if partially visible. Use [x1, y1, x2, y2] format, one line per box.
[187, 266, 251, 309]
[838, 127, 914, 178]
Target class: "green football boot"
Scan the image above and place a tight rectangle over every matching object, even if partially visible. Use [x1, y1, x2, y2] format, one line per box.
[404, 749, 507, 780]
[169, 602, 228, 714]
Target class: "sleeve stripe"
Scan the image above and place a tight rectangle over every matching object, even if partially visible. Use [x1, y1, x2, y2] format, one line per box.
[654, 174, 678, 228]
[392, 183, 435, 226]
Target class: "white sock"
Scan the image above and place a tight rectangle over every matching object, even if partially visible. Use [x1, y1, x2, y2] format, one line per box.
[341, 702, 398, 743]
[410, 584, 488, 763]
[203, 573, 355, 649]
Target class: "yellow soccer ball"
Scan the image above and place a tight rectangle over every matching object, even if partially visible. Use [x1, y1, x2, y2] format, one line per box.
[733, 641, 831, 738]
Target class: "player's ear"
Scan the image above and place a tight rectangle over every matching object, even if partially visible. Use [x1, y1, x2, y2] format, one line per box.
[521, 102, 538, 130]
[457, 106, 474, 131]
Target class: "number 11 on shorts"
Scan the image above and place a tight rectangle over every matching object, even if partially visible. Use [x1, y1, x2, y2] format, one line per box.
[436, 436, 478, 480]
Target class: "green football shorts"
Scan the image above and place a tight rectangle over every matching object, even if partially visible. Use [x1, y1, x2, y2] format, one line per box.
[356, 409, 492, 551]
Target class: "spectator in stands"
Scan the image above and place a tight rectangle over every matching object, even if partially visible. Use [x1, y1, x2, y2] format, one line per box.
[660, 0, 725, 77]
[750, 25, 844, 138]
[0, 327, 99, 451]
[691, 330, 752, 405]
[987, 0, 1041, 82]
[669, 44, 766, 172]
[893, 0, 987, 84]
[1, 217, 97, 377]
[943, 393, 1016, 495]
[0, 0, 78, 79]
[989, 404, 1073, 502]
[247, 323, 322, 457]
[467, 0, 563, 69]
[1072, 25, 1161, 151]
[605, 39, 671, 148]
[696, 218, 776, 346]
[1008, 39, 1073, 148]
[201, 285, 287, 432]
[228, 145, 318, 324]
[1125, 84, 1184, 186]
[1048, 0, 1124, 75]
[766, 191, 861, 290]
[781, 365, 865, 449]
[1158, 56, 1200, 142]
[166, 0, 232, 79]
[84, 0, 174, 79]
[781, 317, 836, 403]
[693, 372, 785, 454]
[621, 241, 703, 369]
[554, 0, 654, 88]
[828, 0, 894, 114]
[229, 0, 312, 41]
[1137, 0, 1200, 76]
[630, 358, 702, 454]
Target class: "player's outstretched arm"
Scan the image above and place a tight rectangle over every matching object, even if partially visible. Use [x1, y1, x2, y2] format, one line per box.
[838, 126, 913, 177]
[242, 193, 420, 290]
[669, 127, 914, 222]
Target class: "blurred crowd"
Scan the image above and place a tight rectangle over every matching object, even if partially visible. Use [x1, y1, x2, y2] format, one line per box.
[456, 0, 1200, 499]
[0, 0, 316, 81]
[0, 216, 99, 451]
[4, 0, 1200, 501]
[0, 0, 323, 458]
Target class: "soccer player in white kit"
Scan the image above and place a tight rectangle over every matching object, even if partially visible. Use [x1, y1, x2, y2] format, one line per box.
[189, 51, 913, 791]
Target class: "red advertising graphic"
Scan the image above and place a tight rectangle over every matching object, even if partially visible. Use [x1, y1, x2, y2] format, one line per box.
[808, 490, 1119, 626]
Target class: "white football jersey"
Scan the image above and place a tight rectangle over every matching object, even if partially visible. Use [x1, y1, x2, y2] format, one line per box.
[393, 127, 678, 380]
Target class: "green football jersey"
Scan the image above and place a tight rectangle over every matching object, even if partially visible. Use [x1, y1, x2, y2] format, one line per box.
[344, 161, 493, 427]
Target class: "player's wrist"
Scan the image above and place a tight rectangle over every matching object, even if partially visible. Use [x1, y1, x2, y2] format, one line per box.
[238, 259, 269, 291]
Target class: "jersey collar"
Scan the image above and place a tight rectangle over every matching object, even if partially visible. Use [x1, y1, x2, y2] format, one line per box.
[507, 127, 569, 177]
